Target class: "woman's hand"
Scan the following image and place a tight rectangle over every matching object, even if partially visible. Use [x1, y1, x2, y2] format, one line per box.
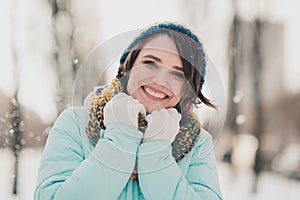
[143, 108, 181, 143]
[103, 93, 146, 130]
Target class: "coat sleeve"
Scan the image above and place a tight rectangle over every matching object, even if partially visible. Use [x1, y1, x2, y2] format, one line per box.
[34, 108, 142, 200]
[137, 130, 223, 200]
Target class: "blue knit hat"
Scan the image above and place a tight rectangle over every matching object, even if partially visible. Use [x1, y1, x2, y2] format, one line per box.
[119, 22, 207, 88]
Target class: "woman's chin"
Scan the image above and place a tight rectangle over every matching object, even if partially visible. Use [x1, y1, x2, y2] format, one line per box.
[145, 104, 165, 113]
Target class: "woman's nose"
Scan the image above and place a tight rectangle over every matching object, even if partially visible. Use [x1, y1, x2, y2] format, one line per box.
[151, 69, 169, 87]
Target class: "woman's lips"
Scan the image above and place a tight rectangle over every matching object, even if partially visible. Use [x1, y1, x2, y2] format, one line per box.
[142, 85, 168, 101]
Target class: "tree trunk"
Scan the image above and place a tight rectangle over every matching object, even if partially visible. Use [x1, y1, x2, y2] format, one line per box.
[10, 94, 22, 195]
[251, 19, 264, 193]
[227, 15, 241, 135]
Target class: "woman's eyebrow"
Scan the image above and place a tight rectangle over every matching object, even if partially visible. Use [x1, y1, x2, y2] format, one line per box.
[173, 66, 184, 72]
[143, 54, 161, 62]
[143, 54, 183, 72]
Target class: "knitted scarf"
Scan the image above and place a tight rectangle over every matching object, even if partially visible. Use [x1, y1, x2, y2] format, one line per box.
[86, 78, 201, 180]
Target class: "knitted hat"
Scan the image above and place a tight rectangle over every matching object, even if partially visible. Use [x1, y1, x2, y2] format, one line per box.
[119, 22, 207, 88]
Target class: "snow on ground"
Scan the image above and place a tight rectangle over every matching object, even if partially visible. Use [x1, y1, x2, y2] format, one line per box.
[1, 148, 300, 200]
[0, 148, 42, 200]
[219, 162, 300, 200]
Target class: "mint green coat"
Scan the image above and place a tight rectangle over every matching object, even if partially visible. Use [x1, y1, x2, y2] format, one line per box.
[34, 107, 223, 199]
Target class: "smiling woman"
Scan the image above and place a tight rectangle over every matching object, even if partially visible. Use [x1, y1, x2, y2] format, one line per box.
[34, 22, 223, 200]
[127, 35, 185, 112]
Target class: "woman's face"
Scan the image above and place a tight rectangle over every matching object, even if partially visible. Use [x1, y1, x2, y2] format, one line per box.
[127, 35, 185, 113]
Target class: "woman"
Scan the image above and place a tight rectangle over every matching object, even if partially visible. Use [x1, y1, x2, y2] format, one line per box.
[34, 22, 223, 200]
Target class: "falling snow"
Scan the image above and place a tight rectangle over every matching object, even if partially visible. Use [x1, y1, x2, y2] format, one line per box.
[1, 0, 300, 200]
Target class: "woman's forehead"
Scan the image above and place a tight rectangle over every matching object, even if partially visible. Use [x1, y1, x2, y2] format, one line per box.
[141, 35, 179, 56]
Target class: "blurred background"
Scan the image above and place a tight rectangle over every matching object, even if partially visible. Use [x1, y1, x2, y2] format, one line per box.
[1, 0, 300, 199]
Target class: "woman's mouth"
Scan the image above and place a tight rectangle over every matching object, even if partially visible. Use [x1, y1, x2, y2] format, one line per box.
[142, 86, 169, 101]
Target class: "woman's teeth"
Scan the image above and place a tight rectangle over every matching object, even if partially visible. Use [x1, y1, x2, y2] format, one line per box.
[144, 86, 166, 99]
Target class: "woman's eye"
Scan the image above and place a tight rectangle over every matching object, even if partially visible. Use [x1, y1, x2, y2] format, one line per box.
[143, 60, 157, 67]
[173, 71, 185, 80]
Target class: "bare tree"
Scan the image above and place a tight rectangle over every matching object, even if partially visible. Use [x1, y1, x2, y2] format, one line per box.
[9, 94, 22, 195]
[227, 14, 242, 136]
[223, 0, 243, 163]
[49, 0, 76, 112]
[49, 0, 104, 109]
[251, 18, 264, 193]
